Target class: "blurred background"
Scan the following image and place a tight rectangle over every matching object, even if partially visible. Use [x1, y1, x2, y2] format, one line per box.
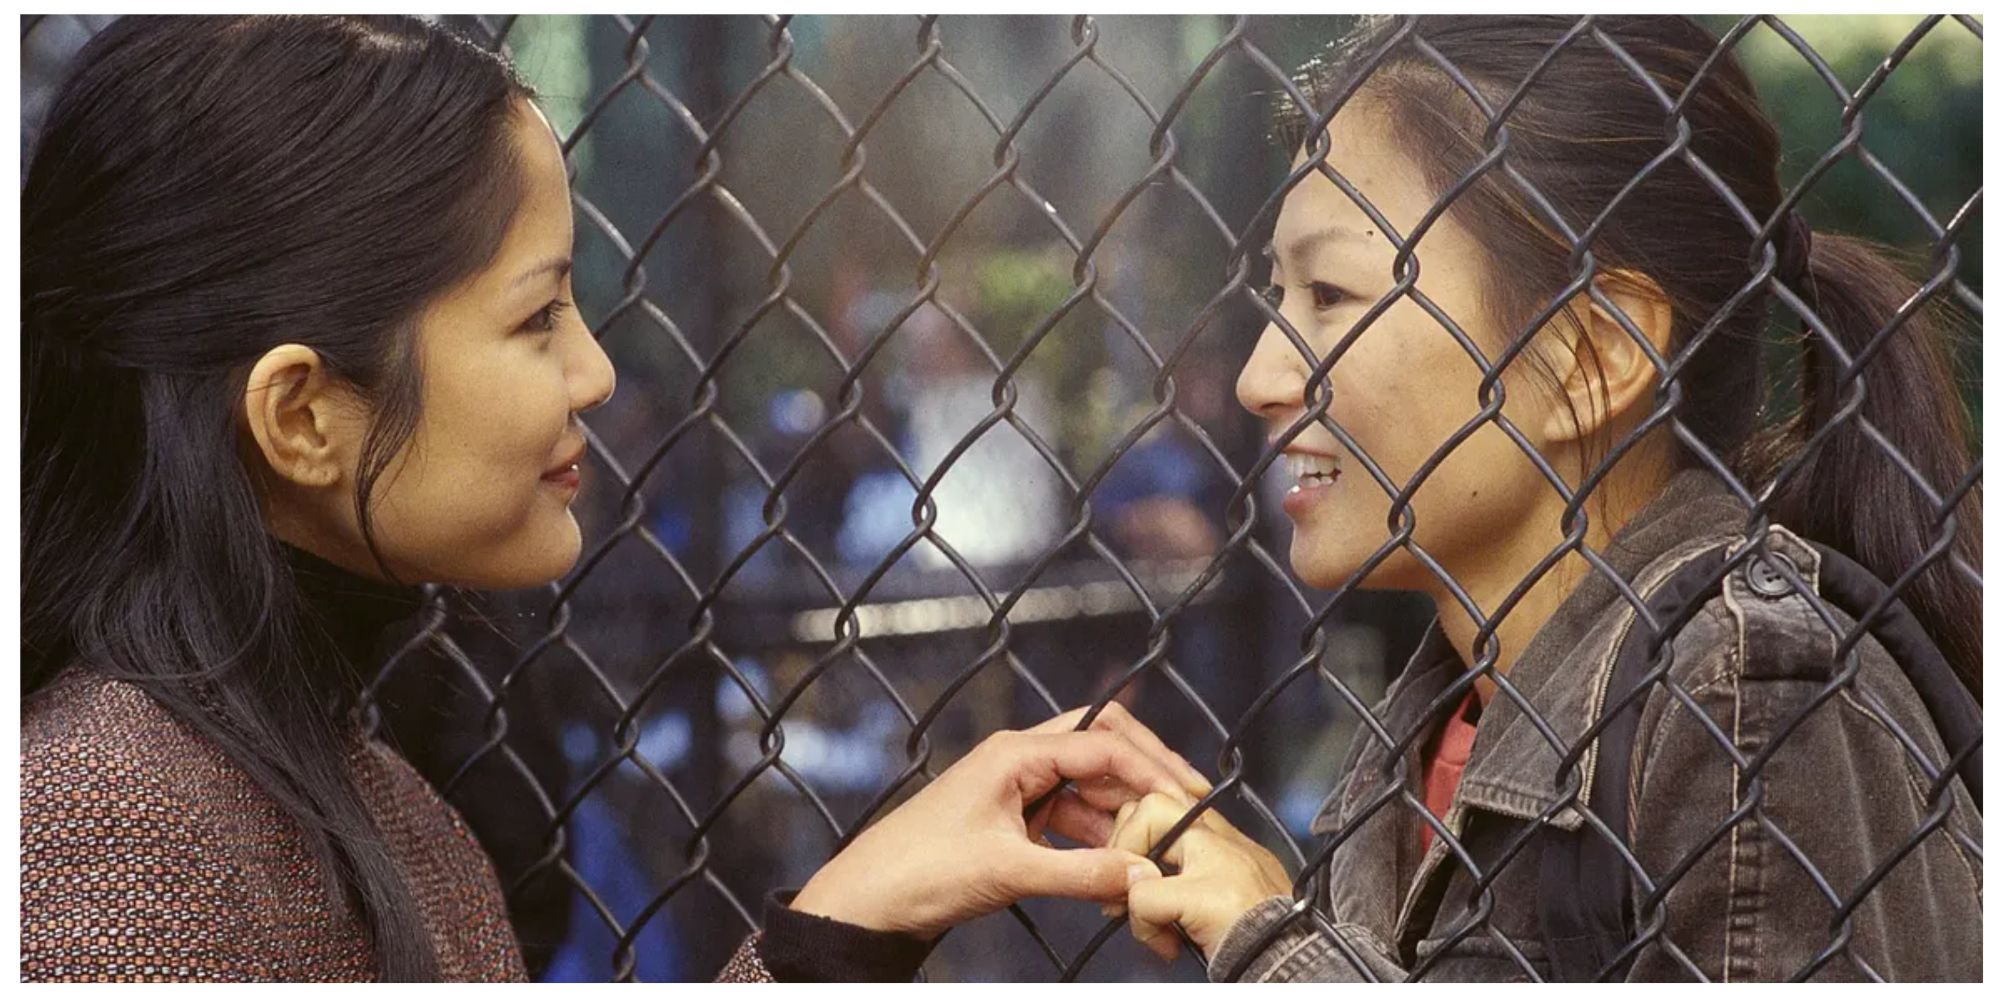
[21, 13, 1982, 982]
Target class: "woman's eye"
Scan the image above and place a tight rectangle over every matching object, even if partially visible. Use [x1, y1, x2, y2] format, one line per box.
[524, 298, 571, 334]
[1255, 281, 1345, 312]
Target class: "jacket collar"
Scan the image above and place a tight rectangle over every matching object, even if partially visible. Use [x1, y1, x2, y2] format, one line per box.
[1313, 467, 1749, 836]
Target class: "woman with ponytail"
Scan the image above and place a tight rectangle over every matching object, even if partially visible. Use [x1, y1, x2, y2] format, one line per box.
[1106, 15, 1981, 981]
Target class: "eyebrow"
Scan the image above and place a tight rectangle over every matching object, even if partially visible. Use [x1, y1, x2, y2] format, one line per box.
[1263, 225, 1368, 263]
[512, 256, 572, 289]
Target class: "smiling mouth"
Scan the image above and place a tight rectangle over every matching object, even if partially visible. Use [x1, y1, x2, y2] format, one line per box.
[543, 438, 587, 482]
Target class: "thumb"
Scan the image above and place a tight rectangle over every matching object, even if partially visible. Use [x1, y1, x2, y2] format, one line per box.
[1126, 872, 1196, 962]
[1004, 846, 1160, 904]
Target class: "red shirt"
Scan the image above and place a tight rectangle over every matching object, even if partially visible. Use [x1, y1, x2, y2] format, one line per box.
[1419, 690, 1481, 854]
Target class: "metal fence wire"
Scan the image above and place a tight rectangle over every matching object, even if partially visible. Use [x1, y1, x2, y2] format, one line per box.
[21, 12, 1983, 983]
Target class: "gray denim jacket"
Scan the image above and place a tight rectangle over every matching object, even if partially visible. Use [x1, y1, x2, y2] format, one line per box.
[1209, 468, 1982, 982]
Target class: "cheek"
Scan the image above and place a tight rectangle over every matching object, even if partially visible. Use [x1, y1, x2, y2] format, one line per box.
[1398, 356, 1556, 545]
[1327, 317, 1474, 476]
[1316, 318, 1518, 524]
[1287, 295, 1551, 586]
[369, 354, 580, 585]
[426, 358, 565, 477]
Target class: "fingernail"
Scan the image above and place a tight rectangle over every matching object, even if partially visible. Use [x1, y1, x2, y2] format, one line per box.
[1127, 863, 1159, 888]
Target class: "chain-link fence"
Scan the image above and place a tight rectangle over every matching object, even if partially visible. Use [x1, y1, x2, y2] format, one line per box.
[21, 13, 1982, 983]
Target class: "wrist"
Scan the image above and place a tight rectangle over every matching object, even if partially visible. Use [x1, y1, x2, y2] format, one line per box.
[792, 862, 904, 935]
[759, 889, 935, 982]
[1199, 870, 1293, 952]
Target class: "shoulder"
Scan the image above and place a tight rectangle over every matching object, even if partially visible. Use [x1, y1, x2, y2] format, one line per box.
[1618, 534, 1981, 979]
[1630, 526, 1977, 821]
[25, 667, 235, 805]
[1615, 524, 1921, 697]
[22, 669, 270, 981]
[1654, 525, 1954, 728]
[349, 735, 500, 877]
[349, 739, 527, 979]
[23, 667, 253, 820]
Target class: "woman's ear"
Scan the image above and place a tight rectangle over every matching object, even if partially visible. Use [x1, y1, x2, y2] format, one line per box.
[1542, 271, 1674, 444]
[242, 344, 358, 490]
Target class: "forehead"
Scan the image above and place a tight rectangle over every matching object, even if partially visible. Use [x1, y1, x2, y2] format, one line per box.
[1271, 103, 1437, 256]
[489, 103, 574, 258]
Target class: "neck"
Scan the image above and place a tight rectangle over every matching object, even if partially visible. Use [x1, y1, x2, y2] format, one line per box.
[1432, 546, 1599, 706]
[1427, 456, 1668, 704]
[269, 511, 398, 585]
[280, 540, 423, 690]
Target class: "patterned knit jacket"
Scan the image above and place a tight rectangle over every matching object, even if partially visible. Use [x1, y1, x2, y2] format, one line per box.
[21, 536, 905, 984]
[20, 668, 529, 982]
[19, 667, 920, 983]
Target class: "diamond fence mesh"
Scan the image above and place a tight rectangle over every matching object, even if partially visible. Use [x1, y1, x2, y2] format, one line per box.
[21, 12, 1982, 983]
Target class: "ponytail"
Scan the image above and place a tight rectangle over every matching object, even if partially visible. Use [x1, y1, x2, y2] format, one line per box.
[1750, 231, 1982, 699]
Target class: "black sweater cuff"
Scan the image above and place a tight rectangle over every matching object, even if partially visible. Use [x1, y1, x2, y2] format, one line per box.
[755, 889, 934, 982]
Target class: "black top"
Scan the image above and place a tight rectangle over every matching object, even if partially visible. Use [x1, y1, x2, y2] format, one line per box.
[282, 542, 423, 681]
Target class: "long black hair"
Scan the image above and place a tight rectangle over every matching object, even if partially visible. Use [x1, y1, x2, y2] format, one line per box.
[23, 15, 535, 980]
[1283, 15, 1982, 697]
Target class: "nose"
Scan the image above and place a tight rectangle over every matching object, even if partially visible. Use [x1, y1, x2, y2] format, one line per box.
[1235, 316, 1311, 427]
[569, 320, 617, 414]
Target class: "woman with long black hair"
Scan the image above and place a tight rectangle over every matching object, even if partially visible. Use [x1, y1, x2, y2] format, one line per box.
[20, 15, 1204, 982]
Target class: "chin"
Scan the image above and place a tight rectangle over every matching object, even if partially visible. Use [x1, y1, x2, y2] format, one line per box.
[516, 520, 584, 587]
[1290, 536, 1360, 592]
[449, 519, 584, 591]
[1289, 533, 1413, 594]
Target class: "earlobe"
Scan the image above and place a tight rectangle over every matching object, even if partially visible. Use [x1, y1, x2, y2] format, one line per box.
[242, 344, 348, 490]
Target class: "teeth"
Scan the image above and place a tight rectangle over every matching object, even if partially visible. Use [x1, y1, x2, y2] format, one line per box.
[1285, 453, 1339, 485]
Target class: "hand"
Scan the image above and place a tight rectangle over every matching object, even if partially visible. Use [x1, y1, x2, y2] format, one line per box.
[789, 702, 1212, 940]
[1106, 790, 1293, 962]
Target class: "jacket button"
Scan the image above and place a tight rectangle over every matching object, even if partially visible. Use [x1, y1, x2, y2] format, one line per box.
[1745, 551, 1798, 598]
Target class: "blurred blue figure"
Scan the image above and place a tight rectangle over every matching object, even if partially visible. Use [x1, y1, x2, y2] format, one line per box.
[537, 719, 691, 982]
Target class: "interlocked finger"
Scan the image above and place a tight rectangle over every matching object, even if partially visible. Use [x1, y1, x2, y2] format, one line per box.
[1029, 702, 1212, 796]
[1107, 790, 1210, 871]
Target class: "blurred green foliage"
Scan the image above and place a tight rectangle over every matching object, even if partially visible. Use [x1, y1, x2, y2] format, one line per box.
[1721, 15, 1980, 289]
[1714, 15, 1982, 432]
